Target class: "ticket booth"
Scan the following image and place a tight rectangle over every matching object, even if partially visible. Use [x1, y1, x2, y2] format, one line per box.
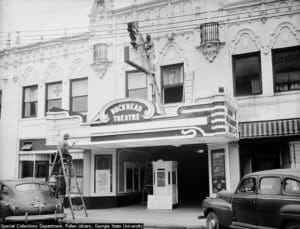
[147, 160, 178, 209]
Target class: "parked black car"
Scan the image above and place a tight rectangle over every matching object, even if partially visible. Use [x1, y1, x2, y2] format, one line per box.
[0, 178, 66, 223]
[202, 168, 300, 229]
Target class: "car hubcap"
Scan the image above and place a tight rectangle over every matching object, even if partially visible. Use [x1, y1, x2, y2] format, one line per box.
[209, 218, 217, 229]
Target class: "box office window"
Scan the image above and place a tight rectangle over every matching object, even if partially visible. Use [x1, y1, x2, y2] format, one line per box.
[70, 78, 88, 113]
[94, 155, 112, 193]
[126, 71, 147, 100]
[23, 85, 38, 118]
[233, 52, 262, 96]
[46, 82, 62, 112]
[211, 149, 226, 193]
[161, 64, 184, 104]
[273, 46, 300, 92]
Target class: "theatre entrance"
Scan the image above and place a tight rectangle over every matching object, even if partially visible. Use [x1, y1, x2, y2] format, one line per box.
[119, 145, 209, 206]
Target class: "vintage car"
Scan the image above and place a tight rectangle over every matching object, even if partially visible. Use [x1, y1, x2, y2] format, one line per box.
[0, 178, 66, 223]
[202, 168, 300, 229]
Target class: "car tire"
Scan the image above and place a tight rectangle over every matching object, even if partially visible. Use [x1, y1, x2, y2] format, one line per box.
[206, 211, 221, 229]
[285, 221, 300, 229]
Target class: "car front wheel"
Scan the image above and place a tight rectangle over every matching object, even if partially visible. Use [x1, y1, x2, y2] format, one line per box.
[285, 221, 300, 229]
[207, 212, 221, 229]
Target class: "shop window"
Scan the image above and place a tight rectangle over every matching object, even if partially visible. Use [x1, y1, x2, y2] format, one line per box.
[211, 149, 226, 193]
[273, 46, 300, 92]
[94, 155, 112, 193]
[161, 64, 184, 104]
[0, 90, 2, 118]
[19, 160, 48, 179]
[126, 71, 147, 100]
[70, 159, 83, 193]
[46, 82, 62, 113]
[259, 177, 281, 195]
[70, 78, 88, 113]
[233, 52, 262, 96]
[20, 161, 34, 178]
[22, 85, 38, 118]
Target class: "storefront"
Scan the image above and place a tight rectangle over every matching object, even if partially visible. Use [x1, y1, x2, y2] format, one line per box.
[239, 119, 300, 176]
[42, 93, 240, 208]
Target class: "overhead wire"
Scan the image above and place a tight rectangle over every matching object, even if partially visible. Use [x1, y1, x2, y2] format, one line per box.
[0, 4, 298, 46]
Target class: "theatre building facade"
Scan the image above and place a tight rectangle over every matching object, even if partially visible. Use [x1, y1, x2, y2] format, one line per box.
[0, 0, 300, 208]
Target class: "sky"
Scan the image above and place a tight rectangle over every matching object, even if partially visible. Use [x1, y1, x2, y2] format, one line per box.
[0, 0, 150, 49]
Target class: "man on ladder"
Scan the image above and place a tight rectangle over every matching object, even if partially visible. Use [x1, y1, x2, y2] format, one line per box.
[49, 133, 88, 220]
[56, 133, 75, 203]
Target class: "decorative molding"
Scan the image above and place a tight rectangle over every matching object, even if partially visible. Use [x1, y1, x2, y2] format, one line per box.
[197, 41, 225, 62]
[22, 67, 40, 86]
[44, 62, 62, 83]
[157, 41, 188, 66]
[68, 58, 88, 79]
[91, 60, 112, 78]
[230, 28, 263, 54]
[268, 21, 300, 50]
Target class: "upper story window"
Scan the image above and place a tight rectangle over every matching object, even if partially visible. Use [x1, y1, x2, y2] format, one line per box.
[126, 71, 147, 100]
[161, 64, 184, 104]
[0, 90, 2, 118]
[272, 46, 300, 92]
[233, 52, 262, 96]
[94, 43, 108, 63]
[23, 85, 38, 118]
[46, 82, 62, 112]
[70, 78, 88, 113]
[200, 22, 219, 43]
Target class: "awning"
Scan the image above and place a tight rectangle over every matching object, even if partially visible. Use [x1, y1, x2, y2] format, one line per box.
[19, 149, 85, 160]
[239, 118, 300, 139]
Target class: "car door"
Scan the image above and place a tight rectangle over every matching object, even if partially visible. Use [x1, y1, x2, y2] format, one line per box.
[255, 176, 281, 228]
[232, 176, 257, 228]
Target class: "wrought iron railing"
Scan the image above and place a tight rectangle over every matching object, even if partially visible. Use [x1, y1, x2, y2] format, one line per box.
[93, 43, 108, 62]
[200, 22, 219, 43]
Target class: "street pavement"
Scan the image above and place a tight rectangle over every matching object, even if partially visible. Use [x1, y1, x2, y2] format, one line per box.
[63, 204, 206, 229]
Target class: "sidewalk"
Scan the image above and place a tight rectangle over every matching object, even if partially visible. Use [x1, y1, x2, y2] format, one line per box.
[64, 204, 206, 228]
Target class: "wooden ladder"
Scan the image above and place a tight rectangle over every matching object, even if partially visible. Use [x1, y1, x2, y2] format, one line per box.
[49, 148, 88, 220]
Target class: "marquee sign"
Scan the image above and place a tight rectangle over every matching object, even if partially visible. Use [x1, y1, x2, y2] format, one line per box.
[97, 98, 156, 124]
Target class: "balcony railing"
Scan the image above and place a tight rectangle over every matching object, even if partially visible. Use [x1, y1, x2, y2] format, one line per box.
[200, 22, 219, 44]
[93, 43, 108, 63]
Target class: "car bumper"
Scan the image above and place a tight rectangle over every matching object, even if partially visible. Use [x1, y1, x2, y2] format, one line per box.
[4, 213, 66, 222]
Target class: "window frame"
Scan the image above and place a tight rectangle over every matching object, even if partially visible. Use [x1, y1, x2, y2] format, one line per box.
[272, 46, 300, 93]
[258, 176, 282, 195]
[232, 52, 262, 97]
[22, 85, 38, 118]
[94, 154, 112, 194]
[45, 81, 62, 114]
[70, 78, 88, 113]
[161, 63, 184, 104]
[236, 177, 257, 194]
[283, 177, 300, 196]
[125, 70, 148, 99]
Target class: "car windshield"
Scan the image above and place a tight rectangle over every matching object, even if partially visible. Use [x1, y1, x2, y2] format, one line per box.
[15, 183, 49, 192]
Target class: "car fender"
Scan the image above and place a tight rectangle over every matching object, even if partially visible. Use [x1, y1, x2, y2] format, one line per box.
[279, 204, 300, 224]
[202, 198, 233, 227]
